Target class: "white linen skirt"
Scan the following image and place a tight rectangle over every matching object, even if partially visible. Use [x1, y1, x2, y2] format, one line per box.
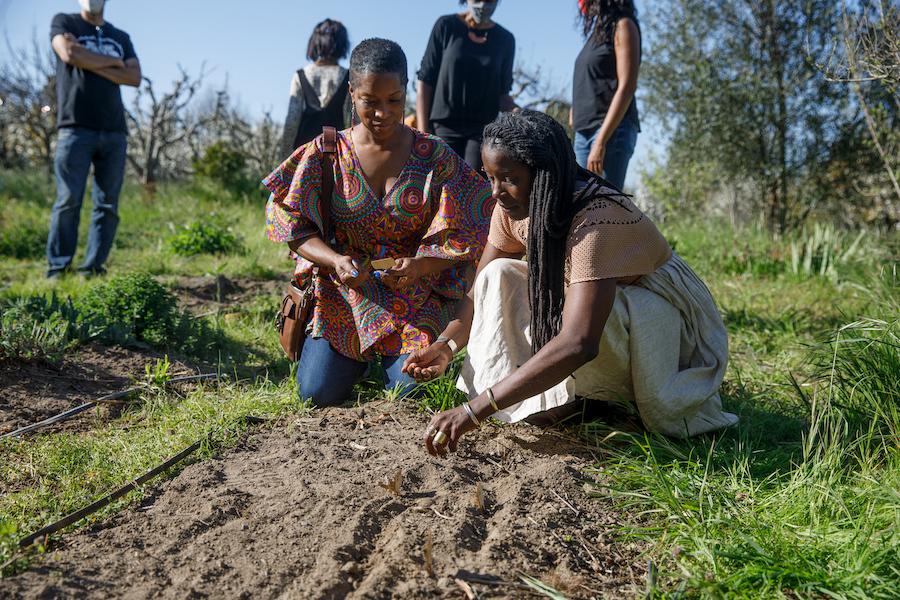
[457, 254, 738, 437]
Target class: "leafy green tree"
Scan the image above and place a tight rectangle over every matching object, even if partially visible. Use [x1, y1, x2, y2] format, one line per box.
[642, 0, 849, 230]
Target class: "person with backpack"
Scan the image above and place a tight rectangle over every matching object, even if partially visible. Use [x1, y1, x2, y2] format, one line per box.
[279, 19, 352, 161]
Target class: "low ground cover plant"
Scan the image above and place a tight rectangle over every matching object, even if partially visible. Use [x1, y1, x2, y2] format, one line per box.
[0, 220, 48, 260]
[0, 295, 81, 362]
[0, 273, 228, 362]
[167, 221, 244, 257]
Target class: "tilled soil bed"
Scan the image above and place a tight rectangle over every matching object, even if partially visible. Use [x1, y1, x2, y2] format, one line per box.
[2, 403, 645, 599]
[0, 343, 189, 435]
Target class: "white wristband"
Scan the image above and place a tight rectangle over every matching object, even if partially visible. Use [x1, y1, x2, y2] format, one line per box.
[435, 335, 458, 354]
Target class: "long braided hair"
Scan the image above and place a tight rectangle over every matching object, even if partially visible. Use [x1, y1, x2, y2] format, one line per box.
[484, 110, 609, 352]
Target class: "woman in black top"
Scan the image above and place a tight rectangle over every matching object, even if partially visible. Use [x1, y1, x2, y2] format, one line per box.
[416, 1, 517, 171]
[571, 0, 641, 190]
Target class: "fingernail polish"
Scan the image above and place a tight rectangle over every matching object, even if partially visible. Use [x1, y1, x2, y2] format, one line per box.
[351, 270, 359, 277]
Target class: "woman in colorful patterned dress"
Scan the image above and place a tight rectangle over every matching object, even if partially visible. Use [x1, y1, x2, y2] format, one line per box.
[403, 110, 737, 453]
[263, 38, 493, 407]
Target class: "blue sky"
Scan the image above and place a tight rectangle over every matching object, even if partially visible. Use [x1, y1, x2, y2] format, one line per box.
[1, 0, 657, 187]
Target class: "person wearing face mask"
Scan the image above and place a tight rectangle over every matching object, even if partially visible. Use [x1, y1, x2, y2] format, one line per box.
[46, 0, 141, 279]
[263, 39, 493, 407]
[570, 0, 641, 191]
[416, 1, 517, 172]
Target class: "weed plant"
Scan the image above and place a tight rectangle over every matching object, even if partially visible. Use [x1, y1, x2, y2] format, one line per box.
[0, 295, 81, 362]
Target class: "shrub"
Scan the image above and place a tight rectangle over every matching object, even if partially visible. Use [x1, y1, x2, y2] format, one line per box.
[167, 221, 243, 256]
[192, 141, 252, 192]
[75, 273, 180, 346]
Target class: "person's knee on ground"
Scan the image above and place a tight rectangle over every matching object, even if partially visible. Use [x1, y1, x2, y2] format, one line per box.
[296, 337, 366, 407]
[298, 378, 355, 408]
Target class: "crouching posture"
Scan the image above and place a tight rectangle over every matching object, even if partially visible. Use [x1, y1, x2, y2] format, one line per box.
[263, 39, 492, 407]
[403, 110, 737, 453]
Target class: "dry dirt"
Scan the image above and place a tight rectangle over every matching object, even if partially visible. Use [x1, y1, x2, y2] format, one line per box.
[0, 343, 190, 435]
[2, 402, 646, 599]
[169, 275, 282, 314]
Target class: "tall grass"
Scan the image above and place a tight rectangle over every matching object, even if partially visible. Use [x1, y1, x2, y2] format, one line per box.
[589, 273, 900, 598]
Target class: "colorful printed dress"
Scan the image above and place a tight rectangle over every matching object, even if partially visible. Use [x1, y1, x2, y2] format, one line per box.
[263, 127, 493, 361]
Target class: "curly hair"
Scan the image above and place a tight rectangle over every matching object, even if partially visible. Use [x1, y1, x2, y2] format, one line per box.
[348, 38, 408, 86]
[306, 19, 350, 62]
[580, 0, 638, 44]
[483, 110, 625, 352]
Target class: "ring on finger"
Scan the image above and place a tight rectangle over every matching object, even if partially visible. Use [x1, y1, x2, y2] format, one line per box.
[433, 431, 449, 446]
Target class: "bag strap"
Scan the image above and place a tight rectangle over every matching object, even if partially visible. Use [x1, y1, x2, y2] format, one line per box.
[320, 126, 337, 241]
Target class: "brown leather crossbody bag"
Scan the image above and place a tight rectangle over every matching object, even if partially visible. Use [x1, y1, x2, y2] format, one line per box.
[275, 126, 337, 361]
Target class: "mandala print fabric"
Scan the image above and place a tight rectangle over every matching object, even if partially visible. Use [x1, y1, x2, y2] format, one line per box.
[263, 128, 493, 360]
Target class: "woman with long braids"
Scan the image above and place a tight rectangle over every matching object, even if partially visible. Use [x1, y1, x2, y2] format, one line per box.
[570, 0, 641, 189]
[403, 110, 736, 454]
[264, 39, 492, 407]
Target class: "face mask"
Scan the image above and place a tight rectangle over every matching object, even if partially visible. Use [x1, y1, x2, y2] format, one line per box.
[79, 0, 106, 15]
[468, 1, 497, 25]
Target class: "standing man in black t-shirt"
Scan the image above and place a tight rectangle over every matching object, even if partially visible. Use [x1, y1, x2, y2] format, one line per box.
[46, 0, 141, 278]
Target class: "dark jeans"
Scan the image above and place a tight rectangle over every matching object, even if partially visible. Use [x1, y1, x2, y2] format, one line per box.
[433, 123, 484, 173]
[47, 126, 127, 277]
[573, 119, 638, 191]
[297, 336, 418, 407]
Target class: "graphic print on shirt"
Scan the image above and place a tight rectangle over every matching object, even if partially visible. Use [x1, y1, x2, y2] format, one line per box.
[76, 34, 124, 59]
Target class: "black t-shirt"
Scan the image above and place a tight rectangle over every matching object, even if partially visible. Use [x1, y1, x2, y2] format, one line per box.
[572, 19, 640, 133]
[50, 13, 137, 132]
[417, 14, 515, 129]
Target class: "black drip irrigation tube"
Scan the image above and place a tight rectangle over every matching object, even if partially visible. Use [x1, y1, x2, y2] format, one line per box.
[13, 413, 268, 550]
[1, 373, 220, 440]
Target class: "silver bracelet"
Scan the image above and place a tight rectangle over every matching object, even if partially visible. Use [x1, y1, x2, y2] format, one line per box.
[462, 401, 481, 427]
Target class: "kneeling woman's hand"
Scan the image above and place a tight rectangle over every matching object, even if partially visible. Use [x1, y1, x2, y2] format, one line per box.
[423, 406, 477, 456]
[379, 257, 424, 290]
[333, 255, 369, 289]
[402, 343, 452, 382]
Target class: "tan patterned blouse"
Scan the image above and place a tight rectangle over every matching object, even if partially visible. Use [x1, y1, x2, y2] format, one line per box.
[488, 182, 672, 285]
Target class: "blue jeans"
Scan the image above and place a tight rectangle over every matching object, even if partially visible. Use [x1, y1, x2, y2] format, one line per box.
[296, 336, 418, 407]
[573, 119, 638, 191]
[47, 127, 128, 277]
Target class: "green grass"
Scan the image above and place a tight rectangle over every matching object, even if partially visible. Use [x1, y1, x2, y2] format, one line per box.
[0, 169, 898, 596]
[583, 225, 900, 598]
